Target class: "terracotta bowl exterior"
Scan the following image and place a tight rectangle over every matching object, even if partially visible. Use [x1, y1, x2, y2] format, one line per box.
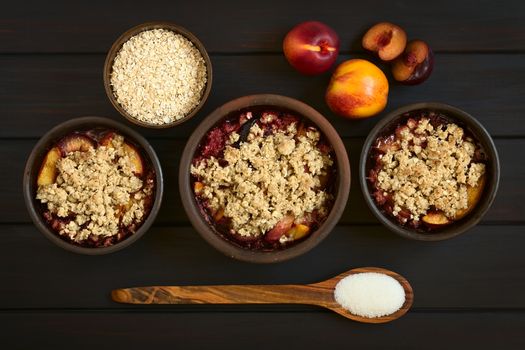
[23, 117, 164, 254]
[179, 94, 351, 263]
[360, 102, 500, 241]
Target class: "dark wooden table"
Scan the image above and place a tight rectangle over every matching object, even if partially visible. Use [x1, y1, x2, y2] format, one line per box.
[2, 1, 525, 348]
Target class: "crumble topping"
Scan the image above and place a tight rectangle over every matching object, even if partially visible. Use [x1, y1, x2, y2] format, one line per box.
[110, 29, 207, 125]
[36, 135, 153, 242]
[191, 122, 333, 237]
[375, 118, 485, 219]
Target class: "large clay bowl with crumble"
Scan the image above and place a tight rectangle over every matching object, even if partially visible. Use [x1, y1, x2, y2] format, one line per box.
[360, 102, 500, 241]
[23, 117, 164, 255]
[179, 94, 351, 263]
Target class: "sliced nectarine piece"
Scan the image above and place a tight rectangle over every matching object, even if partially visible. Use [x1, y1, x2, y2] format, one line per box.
[265, 215, 295, 242]
[455, 175, 486, 220]
[422, 211, 451, 226]
[37, 147, 61, 186]
[318, 172, 330, 188]
[100, 132, 116, 147]
[123, 142, 144, 175]
[296, 122, 306, 138]
[194, 181, 204, 194]
[101, 134, 144, 175]
[286, 224, 311, 240]
[213, 208, 225, 222]
[58, 134, 95, 156]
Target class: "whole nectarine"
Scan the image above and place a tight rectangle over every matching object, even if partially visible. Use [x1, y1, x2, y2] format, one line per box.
[283, 21, 339, 75]
[325, 59, 389, 118]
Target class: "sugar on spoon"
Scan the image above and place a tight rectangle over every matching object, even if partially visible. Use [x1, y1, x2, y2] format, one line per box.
[111, 267, 413, 324]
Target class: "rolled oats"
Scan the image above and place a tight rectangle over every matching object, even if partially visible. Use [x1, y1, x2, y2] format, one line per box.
[111, 29, 207, 125]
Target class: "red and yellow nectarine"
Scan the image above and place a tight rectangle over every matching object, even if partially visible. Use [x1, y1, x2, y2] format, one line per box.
[325, 59, 389, 119]
[283, 21, 339, 75]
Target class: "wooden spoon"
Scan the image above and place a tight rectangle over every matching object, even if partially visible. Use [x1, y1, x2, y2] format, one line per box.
[111, 267, 413, 323]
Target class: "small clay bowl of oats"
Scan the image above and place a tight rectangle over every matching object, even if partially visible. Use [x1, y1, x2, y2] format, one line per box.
[23, 117, 163, 254]
[360, 102, 500, 241]
[104, 22, 212, 128]
[179, 94, 351, 263]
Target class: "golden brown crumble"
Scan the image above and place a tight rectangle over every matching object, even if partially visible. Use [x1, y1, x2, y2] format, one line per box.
[36, 135, 153, 242]
[376, 118, 485, 220]
[191, 122, 333, 237]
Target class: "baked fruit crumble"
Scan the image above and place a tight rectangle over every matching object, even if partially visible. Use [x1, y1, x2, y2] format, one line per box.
[35, 130, 155, 247]
[367, 111, 487, 230]
[191, 108, 335, 250]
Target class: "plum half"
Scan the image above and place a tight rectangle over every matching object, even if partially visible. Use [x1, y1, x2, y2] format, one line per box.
[362, 22, 407, 61]
[392, 40, 434, 85]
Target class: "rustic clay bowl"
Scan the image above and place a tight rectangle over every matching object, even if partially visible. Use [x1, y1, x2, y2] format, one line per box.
[23, 117, 164, 254]
[179, 94, 351, 263]
[360, 102, 500, 241]
[103, 21, 213, 128]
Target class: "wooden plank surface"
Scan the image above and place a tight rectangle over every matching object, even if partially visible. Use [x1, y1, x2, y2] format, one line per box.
[1, 225, 524, 309]
[1, 312, 524, 349]
[1, 54, 524, 138]
[2, 0, 525, 53]
[2, 0, 525, 348]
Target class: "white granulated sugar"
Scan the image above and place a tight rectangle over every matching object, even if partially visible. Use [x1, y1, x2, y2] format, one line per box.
[110, 28, 207, 125]
[334, 272, 405, 318]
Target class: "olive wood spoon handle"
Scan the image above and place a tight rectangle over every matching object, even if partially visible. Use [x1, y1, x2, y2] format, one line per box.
[111, 267, 413, 324]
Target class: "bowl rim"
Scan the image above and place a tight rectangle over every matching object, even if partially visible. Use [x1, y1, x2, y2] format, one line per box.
[359, 102, 500, 241]
[179, 94, 351, 263]
[23, 116, 164, 255]
[103, 21, 213, 129]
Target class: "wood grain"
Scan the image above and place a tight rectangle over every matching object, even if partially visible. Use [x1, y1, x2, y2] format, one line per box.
[1, 311, 524, 349]
[112, 284, 333, 305]
[2, 0, 524, 53]
[1, 0, 524, 346]
[1, 225, 524, 309]
[1, 54, 524, 138]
